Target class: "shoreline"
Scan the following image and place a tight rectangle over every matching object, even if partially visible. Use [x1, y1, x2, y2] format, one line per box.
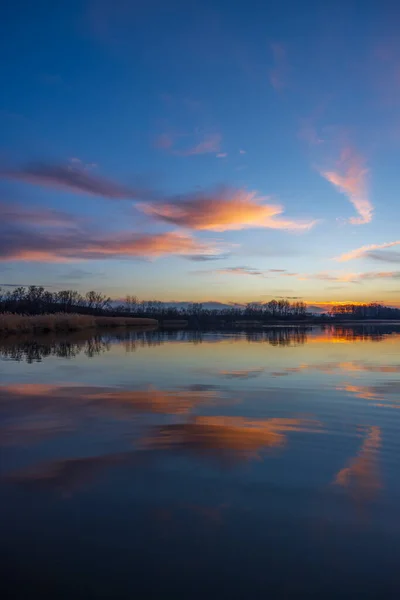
[1, 313, 400, 338]
[0, 314, 158, 337]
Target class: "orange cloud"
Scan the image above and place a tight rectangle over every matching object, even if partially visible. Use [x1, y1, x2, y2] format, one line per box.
[140, 189, 317, 232]
[320, 148, 372, 224]
[336, 240, 400, 262]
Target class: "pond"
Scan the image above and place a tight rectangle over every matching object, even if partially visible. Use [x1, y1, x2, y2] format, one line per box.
[1, 325, 400, 598]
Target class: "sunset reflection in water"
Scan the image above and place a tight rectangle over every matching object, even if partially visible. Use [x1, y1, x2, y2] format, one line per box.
[2, 325, 400, 597]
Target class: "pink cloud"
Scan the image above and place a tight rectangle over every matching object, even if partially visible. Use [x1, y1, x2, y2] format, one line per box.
[153, 133, 174, 150]
[336, 240, 400, 262]
[177, 133, 221, 156]
[140, 188, 318, 232]
[296, 270, 400, 283]
[320, 148, 372, 224]
[269, 43, 288, 91]
[0, 231, 225, 263]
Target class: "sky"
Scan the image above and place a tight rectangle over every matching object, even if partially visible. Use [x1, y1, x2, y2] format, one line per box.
[1, 0, 400, 309]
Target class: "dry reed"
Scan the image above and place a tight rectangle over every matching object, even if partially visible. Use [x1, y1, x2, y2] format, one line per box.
[0, 313, 158, 336]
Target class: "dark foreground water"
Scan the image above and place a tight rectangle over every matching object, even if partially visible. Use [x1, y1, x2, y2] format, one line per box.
[1, 325, 400, 598]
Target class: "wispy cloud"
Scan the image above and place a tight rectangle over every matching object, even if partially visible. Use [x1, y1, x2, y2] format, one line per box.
[298, 270, 400, 283]
[368, 250, 400, 263]
[0, 204, 226, 263]
[216, 152, 227, 158]
[185, 253, 231, 262]
[155, 132, 222, 157]
[320, 147, 372, 224]
[0, 201, 80, 228]
[269, 43, 288, 91]
[140, 188, 318, 232]
[217, 266, 265, 276]
[0, 229, 224, 263]
[1, 162, 149, 200]
[180, 134, 221, 156]
[336, 240, 400, 262]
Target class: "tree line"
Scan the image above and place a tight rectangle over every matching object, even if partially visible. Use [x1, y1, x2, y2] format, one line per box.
[328, 302, 400, 320]
[0, 286, 309, 322]
[0, 286, 111, 314]
[1, 286, 399, 323]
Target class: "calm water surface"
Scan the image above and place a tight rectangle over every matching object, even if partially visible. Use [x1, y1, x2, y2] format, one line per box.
[1, 325, 400, 598]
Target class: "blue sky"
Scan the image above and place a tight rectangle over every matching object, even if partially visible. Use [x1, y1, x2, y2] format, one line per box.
[1, 0, 400, 307]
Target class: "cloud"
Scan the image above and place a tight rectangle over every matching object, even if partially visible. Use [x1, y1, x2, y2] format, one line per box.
[0, 200, 228, 263]
[357, 271, 400, 281]
[154, 133, 174, 150]
[216, 153, 227, 158]
[0, 232, 225, 262]
[60, 268, 99, 280]
[186, 253, 231, 262]
[336, 240, 400, 262]
[298, 270, 400, 283]
[0, 201, 81, 228]
[1, 162, 149, 200]
[269, 43, 288, 91]
[0, 283, 39, 288]
[239, 149, 246, 154]
[175, 133, 221, 156]
[155, 132, 222, 157]
[0, 227, 225, 263]
[140, 188, 317, 232]
[217, 266, 265, 276]
[195, 266, 291, 278]
[367, 250, 400, 263]
[320, 148, 372, 224]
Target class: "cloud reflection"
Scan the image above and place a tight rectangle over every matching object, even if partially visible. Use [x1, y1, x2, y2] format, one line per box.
[0, 383, 221, 420]
[143, 416, 322, 461]
[333, 426, 381, 502]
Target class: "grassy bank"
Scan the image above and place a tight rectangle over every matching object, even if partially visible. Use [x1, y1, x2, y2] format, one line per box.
[0, 313, 158, 336]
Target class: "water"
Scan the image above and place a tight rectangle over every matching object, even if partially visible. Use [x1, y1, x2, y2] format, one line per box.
[1, 325, 400, 598]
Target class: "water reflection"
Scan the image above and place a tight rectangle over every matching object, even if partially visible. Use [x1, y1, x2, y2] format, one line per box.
[1, 324, 400, 364]
[334, 426, 381, 503]
[0, 383, 223, 435]
[337, 382, 400, 406]
[2, 325, 400, 597]
[144, 416, 322, 461]
[6, 451, 134, 494]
